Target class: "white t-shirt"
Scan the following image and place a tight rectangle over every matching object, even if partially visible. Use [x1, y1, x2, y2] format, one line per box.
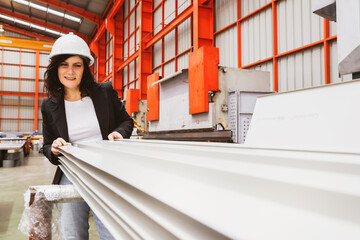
[64, 96, 103, 144]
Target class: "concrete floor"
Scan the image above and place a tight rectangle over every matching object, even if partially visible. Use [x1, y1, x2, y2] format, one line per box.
[0, 151, 98, 240]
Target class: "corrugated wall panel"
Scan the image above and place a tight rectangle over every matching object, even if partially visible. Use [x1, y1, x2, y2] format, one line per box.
[130, 11, 135, 35]
[4, 50, 20, 64]
[21, 80, 35, 92]
[39, 52, 49, 66]
[164, 60, 175, 76]
[177, 18, 191, 53]
[278, 45, 324, 92]
[39, 81, 45, 93]
[123, 41, 128, 60]
[241, 0, 272, 16]
[178, 52, 189, 70]
[277, 0, 323, 54]
[19, 106, 33, 118]
[2, 106, 18, 118]
[215, 0, 236, 31]
[178, 0, 191, 14]
[2, 96, 18, 105]
[136, 29, 140, 51]
[153, 41, 162, 69]
[129, 35, 135, 56]
[39, 67, 46, 79]
[124, 18, 129, 40]
[164, 30, 175, 63]
[129, 61, 135, 86]
[1, 120, 17, 131]
[20, 97, 33, 105]
[19, 120, 33, 132]
[216, 26, 237, 68]
[3, 79, 19, 91]
[241, 8, 272, 66]
[21, 66, 36, 79]
[329, 41, 352, 83]
[3, 65, 20, 78]
[124, 0, 129, 18]
[329, 20, 337, 37]
[164, 0, 175, 24]
[153, 8, 162, 35]
[21, 52, 36, 65]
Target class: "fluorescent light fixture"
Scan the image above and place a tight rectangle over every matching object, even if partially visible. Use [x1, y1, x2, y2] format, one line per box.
[0, 14, 14, 22]
[14, 19, 31, 27]
[30, 24, 45, 31]
[45, 28, 60, 35]
[0, 25, 4, 32]
[13, 0, 82, 23]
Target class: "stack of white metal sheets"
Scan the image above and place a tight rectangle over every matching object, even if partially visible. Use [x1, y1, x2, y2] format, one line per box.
[59, 139, 360, 240]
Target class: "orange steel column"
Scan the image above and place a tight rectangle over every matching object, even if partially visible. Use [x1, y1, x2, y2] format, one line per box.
[237, 0, 242, 68]
[189, 0, 218, 114]
[138, 0, 153, 100]
[97, 35, 107, 82]
[324, 19, 330, 84]
[113, 8, 124, 98]
[272, 0, 278, 92]
[34, 50, 39, 131]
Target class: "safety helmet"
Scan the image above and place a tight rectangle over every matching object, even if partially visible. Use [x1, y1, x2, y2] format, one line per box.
[49, 32, 94, 66]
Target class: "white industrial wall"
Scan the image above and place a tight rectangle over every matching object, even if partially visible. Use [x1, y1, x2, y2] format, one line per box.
[214, 0, 352, 93]
[0, 46, 48, 132]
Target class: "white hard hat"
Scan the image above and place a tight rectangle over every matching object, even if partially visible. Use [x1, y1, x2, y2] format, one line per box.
[49, 32, 94, 66]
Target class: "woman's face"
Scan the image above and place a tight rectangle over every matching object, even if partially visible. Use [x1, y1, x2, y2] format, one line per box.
[57, 56, 84, 92]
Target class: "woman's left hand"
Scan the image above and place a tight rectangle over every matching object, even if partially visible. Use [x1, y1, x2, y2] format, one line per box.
[108, 131, 123, 141]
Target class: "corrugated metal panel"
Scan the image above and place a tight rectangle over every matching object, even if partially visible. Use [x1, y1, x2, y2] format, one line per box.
[278, 0, 323, 55]
[20, 80, 35, 92]
[3, 79, 19, 91]
[20, 66, 36, 79]
[241, 0, 272, 16]
[241, 8, 272, 66]
[153, 8, 162, 35]
[4, 47, 20, 51]
[214, 0, 236, 32]
[3, 49, 20, 64]
[124, 0, 129, 18]
[278, 45, 324, 92]
[153, 41, 162, 68]
[130, 0, 136, 9]
[0, 50, 2, 61]
[2, 106, 18, 118]
[39, 67, 46, 79]
[19, 120, 33, 132]
[136, 5, 140, 28]
[39, 53, 50, 66]
[21, 52, 36, 65]
[123, 41, 128, 60]
[1, 120, 17, 131]
[216, 25, 238, 68]
[136, 29, 140, 51]
[124, 18, 129, 40]
[178, 0, 191, 14]
[19, 106, 33, 118]
[129, 60, 135, 85]
[2, 96, 18, 105]
[20, 97, 34, 105]
[123, 66, 128, 86]
[38, 119, 43, 132]
[164, 30, 175, 62]
[129, 35, 135, 56]
[39, 81, 45, 93]
[329, 20, 337, 38]
[130, 11, 135, 34]
[178, 52, 189, 71]
[3, 65, 20, 78]
[164, 60, 175, 76]
[249, 61, 273, 90]
[177, 18, 191, 53]
[164, 0, 175, 25]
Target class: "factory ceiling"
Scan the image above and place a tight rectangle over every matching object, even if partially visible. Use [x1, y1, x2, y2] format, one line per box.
[0, 0, 112, 42]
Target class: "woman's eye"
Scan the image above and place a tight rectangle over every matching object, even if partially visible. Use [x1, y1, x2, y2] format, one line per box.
[75, 64, 82, 67]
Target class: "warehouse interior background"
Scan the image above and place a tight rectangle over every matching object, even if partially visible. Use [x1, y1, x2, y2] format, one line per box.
[0, 0, 351, 133]
[1, 0, 359, 239]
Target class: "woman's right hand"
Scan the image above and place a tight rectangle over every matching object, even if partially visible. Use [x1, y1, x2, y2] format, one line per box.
[51, 138, 71, 155]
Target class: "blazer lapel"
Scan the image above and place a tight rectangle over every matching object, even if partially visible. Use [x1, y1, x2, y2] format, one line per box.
[49, 97, 69, 142]
[91, 85, 109, 139]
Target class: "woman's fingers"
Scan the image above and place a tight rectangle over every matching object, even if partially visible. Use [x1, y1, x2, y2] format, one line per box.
[108, 131, 123, 141]
[51, 138, 71, 155]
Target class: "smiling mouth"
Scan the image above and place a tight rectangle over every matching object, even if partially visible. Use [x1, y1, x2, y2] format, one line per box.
[65, 77, 76, 80]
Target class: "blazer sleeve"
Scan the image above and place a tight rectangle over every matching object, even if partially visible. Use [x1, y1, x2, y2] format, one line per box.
[41, 99, 61, 165]
[106, 84, 134, 138]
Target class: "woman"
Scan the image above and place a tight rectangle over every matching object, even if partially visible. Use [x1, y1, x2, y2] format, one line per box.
[41, 32, 134, 239]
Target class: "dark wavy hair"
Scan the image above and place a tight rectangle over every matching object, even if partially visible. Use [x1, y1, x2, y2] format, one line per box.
[44, 54, 98, 99]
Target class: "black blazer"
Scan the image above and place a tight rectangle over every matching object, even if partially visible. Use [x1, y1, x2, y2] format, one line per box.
[41, 82, 134, 184]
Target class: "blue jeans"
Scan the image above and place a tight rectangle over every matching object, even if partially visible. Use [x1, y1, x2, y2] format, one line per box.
[57, 174, 115, 240]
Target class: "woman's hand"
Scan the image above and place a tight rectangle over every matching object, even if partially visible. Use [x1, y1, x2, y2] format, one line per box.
[51, 137, 71, 155]
[108, 131, 123, 141]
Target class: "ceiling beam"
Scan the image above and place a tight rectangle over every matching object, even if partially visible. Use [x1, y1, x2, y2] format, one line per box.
[0, 8, 89, 41]
[36, 0, 101, 25]
[2, 24, 55, 42]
